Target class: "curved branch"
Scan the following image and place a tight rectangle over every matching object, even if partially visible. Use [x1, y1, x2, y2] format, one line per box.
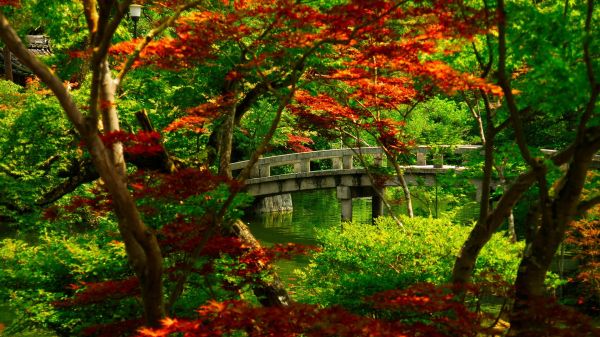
[0, 14, 87, 135]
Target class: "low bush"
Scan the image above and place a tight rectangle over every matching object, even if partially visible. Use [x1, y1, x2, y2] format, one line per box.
[295, 216, 525, 313]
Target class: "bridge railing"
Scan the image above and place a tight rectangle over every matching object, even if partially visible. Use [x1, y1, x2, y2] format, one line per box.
[231, 145, 600, 179]
[231, 145, 484, 178]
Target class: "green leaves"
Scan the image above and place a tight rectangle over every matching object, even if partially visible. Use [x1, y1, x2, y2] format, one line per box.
[296, 216, 524, 313]
[405, 97, 475, 145]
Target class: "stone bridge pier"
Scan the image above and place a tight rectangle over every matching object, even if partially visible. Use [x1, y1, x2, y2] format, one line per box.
[336, 185, 384, 222]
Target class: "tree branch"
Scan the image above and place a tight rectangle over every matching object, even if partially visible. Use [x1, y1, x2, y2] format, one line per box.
[0, 13, 87, 135]
[577, 195, 600, 216]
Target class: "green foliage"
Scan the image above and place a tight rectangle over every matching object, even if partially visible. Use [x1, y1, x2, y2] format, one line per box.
[295, 216, 524, 313]
[0, 222, 132, 335]
[405, 97, 477, 145]
[0, 80, 81, 224]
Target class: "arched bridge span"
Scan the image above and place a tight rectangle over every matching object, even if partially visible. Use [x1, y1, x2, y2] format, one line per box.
[231, 146, 599, 221]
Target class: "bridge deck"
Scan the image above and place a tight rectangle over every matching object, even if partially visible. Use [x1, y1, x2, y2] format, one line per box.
[231, 146, 599, 197]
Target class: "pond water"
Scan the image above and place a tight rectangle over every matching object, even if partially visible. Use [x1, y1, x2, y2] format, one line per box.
[245, 189, 375, 246]
[244, 189, 408, 287]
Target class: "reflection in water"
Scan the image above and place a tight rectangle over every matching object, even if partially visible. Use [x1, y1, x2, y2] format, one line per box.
[246, 189, 373, 247]
[245, 190, 375, 289]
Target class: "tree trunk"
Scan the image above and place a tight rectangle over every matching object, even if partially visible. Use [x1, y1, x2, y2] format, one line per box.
[99, 61, 126, 176]
[386, 155, 413, 218]
[85, 135, 166, 326]
[95, 61, 166, 326]
[452, 129, 495, 287]
[398, 172, 414, 218]
[496, 163, 517, 243]
[507, 210, 517, 243]
[229, 220, 291, 306]
[218, 104, 235, 179]
[523, 201, 540, 244]
[509, 139, 599, 335]
[509, 217, 563, 335]
[3, 47, 12, 81]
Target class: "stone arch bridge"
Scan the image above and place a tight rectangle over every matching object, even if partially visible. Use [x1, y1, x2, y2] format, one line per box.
[231, 146, 599, 221]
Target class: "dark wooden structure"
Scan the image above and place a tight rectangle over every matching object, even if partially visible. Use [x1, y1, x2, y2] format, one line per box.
[1, 35, 52, 85]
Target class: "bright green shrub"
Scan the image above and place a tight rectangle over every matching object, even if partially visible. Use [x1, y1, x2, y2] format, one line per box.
[0, 223, 135, 335]
[295, 216, 524, 313]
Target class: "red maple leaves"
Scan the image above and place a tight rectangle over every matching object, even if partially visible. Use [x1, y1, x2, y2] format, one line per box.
[0, 0, 19, 7]
[99, 131, 164, 157]
[53, 277, 140, 308]
[135, 283, 483, 337]
[287, 134, 314, 153]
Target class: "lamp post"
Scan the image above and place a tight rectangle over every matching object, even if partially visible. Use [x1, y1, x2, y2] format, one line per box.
[129, 4, 142, 38]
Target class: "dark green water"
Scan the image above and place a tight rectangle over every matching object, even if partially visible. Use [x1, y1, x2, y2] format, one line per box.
[245, 189, 374, 246]
[245, 189, 380, 289]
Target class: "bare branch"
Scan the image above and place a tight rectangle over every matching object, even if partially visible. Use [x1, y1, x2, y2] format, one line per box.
[82, 0, 99, 37]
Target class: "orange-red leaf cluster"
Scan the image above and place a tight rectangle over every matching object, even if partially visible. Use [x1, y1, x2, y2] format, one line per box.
[99, 131, 164, 158]
[53, 277, 140, 308]
[0, 0, 19, 6]
[136, 283, 486, 337]
[287, 134, 314, 153]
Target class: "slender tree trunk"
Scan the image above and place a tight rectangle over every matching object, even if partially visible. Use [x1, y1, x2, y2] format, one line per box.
[85, 135, 166, 326]
[99, 61, 126, 175]
[229, 220, 291, 306]
[496, 163, 517, 243]
[510, 140, 599, 335]
[507, 210, 516, 243]
[398, 172, 414, 218]
[219, 103, 236, 179]
[3, 48, 12, 81]
[452, 124, 495, 286]
[388, 165, 413, 218]
[96, 60, 166, 326]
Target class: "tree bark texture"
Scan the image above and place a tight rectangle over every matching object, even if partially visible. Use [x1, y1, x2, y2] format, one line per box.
[218, 105, 236, 179]
[398, 171, 414, 218]
[3, 47, 12, 81]
[510, 132, 600, 335]
[229, 220, 291, 306]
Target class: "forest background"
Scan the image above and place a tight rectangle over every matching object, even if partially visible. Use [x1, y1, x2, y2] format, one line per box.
[0, 0, 599, 336]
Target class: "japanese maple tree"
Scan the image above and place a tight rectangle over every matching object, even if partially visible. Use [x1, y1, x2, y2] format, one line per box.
[0, 0, 501, 331]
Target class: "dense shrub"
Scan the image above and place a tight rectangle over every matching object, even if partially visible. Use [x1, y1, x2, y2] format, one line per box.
[0, 222, 134, 336]
[295, 216, 524, 313]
